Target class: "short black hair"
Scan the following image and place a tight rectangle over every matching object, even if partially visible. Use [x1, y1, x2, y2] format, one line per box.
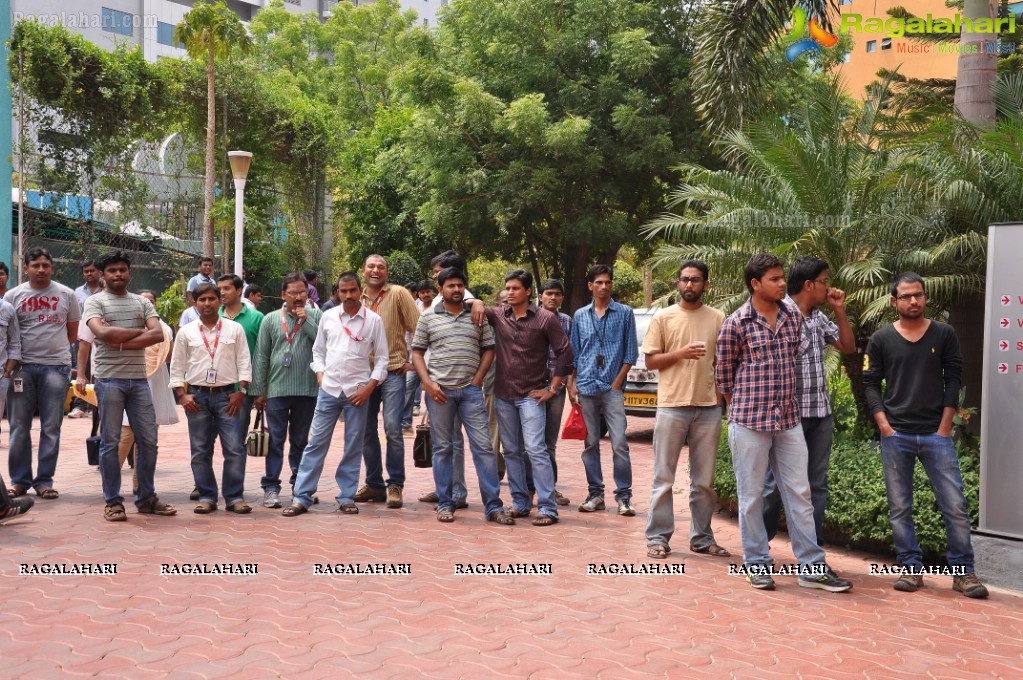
[281, 272, 306, 295]
[193, 282, 219, 300]
[890, 272, 926, 297]
[505, 269, 533, 290]
[24, 247, 52, 265]
[787, 256, 829, 295]
[418, 279, 437, 293]
[586, 264, 613, 283]
[437, 267, 467, 286]
[81, 260, 97, 271]
[95, 250, 131, 272]
[0, 262, 9, 275]
[338, 271, 361, 287]
[431, 250, 466, 272]
[304, 269, 319, 283]
[217, 274, 243, 290]
[198, 257, 214, 266]
[137, 289, 156, 298]
[330, 282, 339, 295]
[744, 253, 784, 294]
[677, 260, 709, 280]
[244, 284, 262, 298]
[539, 279, 565, 295]
[405, 281, 420, 293]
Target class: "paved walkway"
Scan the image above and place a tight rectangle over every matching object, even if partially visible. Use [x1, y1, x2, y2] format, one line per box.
[2, 412, 1021, 678]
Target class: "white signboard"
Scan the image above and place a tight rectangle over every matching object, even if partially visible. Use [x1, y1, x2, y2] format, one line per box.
[980, 223, 1023, 538]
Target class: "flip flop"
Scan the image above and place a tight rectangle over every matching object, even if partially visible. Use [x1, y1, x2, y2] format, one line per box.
[532, 515, 558, 526]
[691, 543, 730, 557]
[338, 502, 359, 515]
[647, 544, 671, 560]
[282, 504, 307, 517]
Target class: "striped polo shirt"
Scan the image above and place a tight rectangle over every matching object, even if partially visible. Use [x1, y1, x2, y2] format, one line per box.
[250, 305, 323, 399]
[411, 301, 496, 389]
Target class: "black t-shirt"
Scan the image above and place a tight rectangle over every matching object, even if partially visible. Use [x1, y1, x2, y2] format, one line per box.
[863, 320, 962, 434]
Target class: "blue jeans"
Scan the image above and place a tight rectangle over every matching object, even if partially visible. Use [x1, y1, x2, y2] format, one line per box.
[728, 422, 827, 569]
[646, 406, 723, 550]
[763, 415, 833, 546]
[185, 387, 247, 505]
[526, 388, 566, 491]
[95, 378, 159, 506]
[401, 370, 422, 429]
[261, 396, 317, 493]
[881, 431, 975, 572]
[578, 389, 632, 501]
[427, 384, 503, 516]
[293, 388, 369, 508]
[363, 370, 406, 488]
[8, 364, 69, 492]
[497, 396, 557, 518]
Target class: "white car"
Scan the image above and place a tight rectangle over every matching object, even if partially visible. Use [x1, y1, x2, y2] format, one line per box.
[623, 308, 659, 417]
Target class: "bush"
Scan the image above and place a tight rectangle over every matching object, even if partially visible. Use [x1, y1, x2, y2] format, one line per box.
[386, 250, 423, 286]
[712, 426, 980, 559]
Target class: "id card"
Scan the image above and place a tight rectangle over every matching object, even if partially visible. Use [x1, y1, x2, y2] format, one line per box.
[205, 368, 218, 384]
[282, 350, 293, 368]
[13, 378, 23, 393]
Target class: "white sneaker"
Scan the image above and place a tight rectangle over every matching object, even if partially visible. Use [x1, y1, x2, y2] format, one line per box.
[67, 407, 89, 419]
[263, 490, 281, 508]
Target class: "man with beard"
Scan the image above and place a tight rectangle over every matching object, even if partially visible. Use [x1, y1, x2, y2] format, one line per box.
[411, 268, 513, 525]
[864, 272, 988, 599]
[716, 254, 851, 593]
[644, 261, 729, 560]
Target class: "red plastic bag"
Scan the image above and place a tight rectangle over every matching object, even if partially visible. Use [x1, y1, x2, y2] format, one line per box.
[561, 404, 587, 440]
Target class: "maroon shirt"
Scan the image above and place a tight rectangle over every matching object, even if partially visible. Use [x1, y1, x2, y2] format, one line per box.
[485, 304, 573, 400]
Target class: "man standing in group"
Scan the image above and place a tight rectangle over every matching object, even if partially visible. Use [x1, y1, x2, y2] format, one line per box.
[321, 283, 341, 312]
[568, 265, 637, 517]
[283, 273, 388, 517]
[250, 273, 322, 509]
[537, 279, 572, 506]
[763, 256, 855, 547]
[864, 273, 988, 598]
[169, 284, 253, 515]
[411, 267, 514, 525]
[219, 273, 263, 431]
[353, 255, 420, 509]
[644, 261, 728, 559]
[716, 253, 852, 593]
[186, 257, 216, 305]
[83, 251, 176, 521]
[5, 248, 80, 500]
[472, 270, 573, 526]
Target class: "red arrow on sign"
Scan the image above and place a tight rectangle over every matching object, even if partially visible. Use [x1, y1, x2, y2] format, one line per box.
[1000, 318, 1011, 328]
[998, 363, 1009, 373]
[1002, 295, 1012, 305]
[1000, 340, 1010, 350]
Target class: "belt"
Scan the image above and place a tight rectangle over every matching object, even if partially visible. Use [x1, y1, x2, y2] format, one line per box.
[188, 384, 237, 394]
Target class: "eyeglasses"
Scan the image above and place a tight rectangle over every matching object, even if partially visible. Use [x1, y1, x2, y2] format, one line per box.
[285, 289, 309, 298]
[896, 292, 926, 302]
[679, 277, 704, 284]
[813, 278, 830, 287]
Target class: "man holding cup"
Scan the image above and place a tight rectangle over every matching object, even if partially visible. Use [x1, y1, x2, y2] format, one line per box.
[644, 261, 729, 559]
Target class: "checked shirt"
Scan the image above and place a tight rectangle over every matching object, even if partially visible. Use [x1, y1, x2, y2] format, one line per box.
[783, 296, 840, 419]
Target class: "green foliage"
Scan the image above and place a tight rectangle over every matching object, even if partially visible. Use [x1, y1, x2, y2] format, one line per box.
[466, 256, 524, 303]
[157, 281, 189, 329]
[612, 259, 643, 306]
[386, 250, 424, 286]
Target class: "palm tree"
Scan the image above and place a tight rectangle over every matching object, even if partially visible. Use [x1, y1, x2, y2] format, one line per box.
[175, 1, 252, 260]
[642, 77, 967, 428]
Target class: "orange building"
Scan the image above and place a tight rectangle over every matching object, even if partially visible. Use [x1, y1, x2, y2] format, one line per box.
[835, 0, 959, 100]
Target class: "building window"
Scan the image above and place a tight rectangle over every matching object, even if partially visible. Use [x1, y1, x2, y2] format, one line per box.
[157, 22, 183, 48]
[866, 40, 877, 52]
[842, 52, 852, 63]
[881, 38, 892, 50]
[102, 7, 134, 36]
[840, 0, 852, 4]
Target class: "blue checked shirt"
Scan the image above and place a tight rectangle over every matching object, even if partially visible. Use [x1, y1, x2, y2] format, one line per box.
[547, 311, 572, 392]
[715, 299, 807, 432]
[570, 300, 638, 396]
[784, 296, 839, 418]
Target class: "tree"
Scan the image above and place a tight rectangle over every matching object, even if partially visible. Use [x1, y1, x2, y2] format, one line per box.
[175, 1, 252, 260]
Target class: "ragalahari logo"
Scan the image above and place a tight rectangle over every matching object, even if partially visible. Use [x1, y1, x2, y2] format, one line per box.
[785, 7, 839, 62]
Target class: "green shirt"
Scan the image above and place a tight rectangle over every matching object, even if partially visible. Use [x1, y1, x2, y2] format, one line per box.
[220, 304, 263, 357]
[250, 305, 322, 398]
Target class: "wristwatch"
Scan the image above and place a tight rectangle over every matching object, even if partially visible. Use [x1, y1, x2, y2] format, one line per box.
[239, 386, 248, 395]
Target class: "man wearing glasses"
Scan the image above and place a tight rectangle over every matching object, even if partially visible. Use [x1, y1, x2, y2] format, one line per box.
[763, 257, 855, 547]
[864, 272, 988, 598]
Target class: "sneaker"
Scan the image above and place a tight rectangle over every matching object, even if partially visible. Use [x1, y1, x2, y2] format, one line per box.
[953, 573, 989, 599]
[554, 490, 570, 506]
[263, 490, 282, 509]
[799, 567, 853, 593]
[747, 572, 776, 590]
[617, 499, 636, 516]
[578, 495, 605, 512]
[354, 485, 386, 503]
[386, 484, 403, 509]
[894, 572, 923, 592]
[419, 491, 439, 503]
[67, 407, 89, 419]
[0, 496, 33, 523]
[189, 487, 200, 502]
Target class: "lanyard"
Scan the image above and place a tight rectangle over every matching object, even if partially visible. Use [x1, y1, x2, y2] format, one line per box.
[198, 320, 222, 362]
[343, 307, 367, 342]
[591, 307, 609, 349]
[281, 308, 304, 345]
[368, 289, 385, 312]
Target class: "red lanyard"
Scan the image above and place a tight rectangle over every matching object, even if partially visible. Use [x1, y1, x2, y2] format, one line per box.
[343, 307, 367, 342]
[198, 320, 222, 361]
[281, 308, 304, 345]
[367, 289, 385, 312]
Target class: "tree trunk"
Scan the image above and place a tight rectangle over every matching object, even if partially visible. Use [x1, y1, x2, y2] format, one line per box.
[954, 0, 997, 126]
[203, 44, 216, 260]
[841, 350, 873, 434]
[642, 265, 653, 307]
[316, 168, 332, 284]
[567, 243, 591, 314]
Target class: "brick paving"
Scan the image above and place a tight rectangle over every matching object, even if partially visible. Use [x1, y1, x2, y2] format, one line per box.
[2, 410, 1021, 678]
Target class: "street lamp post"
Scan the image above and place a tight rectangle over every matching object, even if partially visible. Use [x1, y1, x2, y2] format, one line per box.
[227, 151, 253, 276]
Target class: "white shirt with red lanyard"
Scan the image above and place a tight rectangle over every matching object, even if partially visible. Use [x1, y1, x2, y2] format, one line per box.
[168, 317, 253, 390]
[311, 304, 389, 400]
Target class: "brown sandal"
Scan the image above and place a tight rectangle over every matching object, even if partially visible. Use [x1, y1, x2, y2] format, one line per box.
[437, 508, 455, 522]
[137, 497, 177, 516]
[487, 510, 515, 526]
[37, 487, 59, 499]
[647, 544, 671, 560]
[338, 502, 359, 515]
[226, 502, 252, 514]
[9, 485, 27, 498]
[104, 503, 127, 522]
[193, 501, 217, 514]
[532, 515, 558, 526]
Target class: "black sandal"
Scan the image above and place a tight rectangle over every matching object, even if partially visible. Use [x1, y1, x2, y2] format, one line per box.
[532, 515, 558, 526]
[282, 504, 307, 517]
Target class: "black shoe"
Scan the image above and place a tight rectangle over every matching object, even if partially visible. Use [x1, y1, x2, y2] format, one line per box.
[799, 567, 853, 593]
[189, 487, 200, 501]
[0, 496, 34, 523]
